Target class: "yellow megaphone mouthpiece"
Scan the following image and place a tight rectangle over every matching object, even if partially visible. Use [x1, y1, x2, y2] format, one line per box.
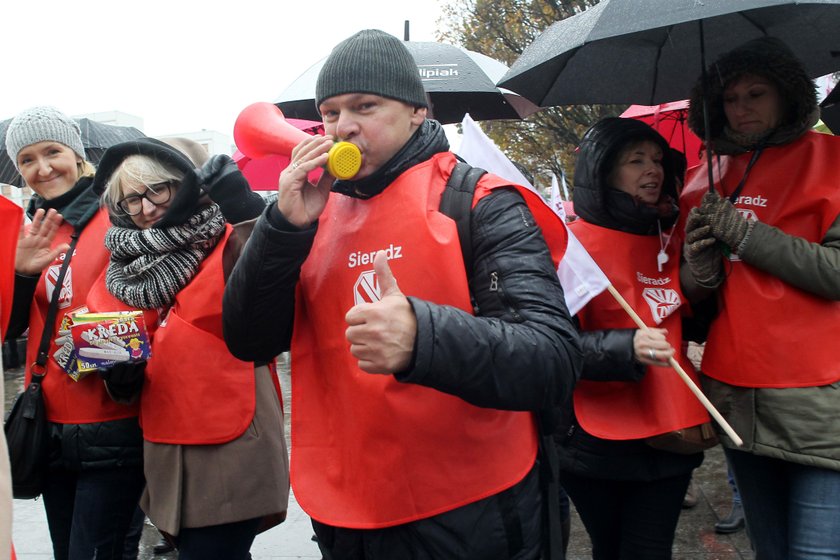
[326, 141, 362, 180]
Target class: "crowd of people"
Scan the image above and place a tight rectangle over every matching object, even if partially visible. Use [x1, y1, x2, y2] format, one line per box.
[2, 27, 839, 560]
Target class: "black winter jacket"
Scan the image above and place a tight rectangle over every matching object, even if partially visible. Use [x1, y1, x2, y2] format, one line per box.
[556, 118, 702, 481]
[224, 185, 581, 412]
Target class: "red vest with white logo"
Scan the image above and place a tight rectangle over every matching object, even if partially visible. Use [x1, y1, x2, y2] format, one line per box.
[140, 226, 256, 444]
[682, 131, 840, 387]
[291, 152, 569, 529]
[24, 209, 140, 423]
[569, 220, 710, 439]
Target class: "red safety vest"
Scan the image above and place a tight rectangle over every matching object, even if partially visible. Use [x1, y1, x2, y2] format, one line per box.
[682, 131, 840, 387]
[25, 209, 140, 424]
[291, 152, 564, 529]
[140, 227, 256, 444]
[569, 220, 710, 440]
[0, 197, 22, 337]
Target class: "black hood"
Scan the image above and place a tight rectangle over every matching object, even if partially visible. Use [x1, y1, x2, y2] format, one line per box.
[573, 117, 679, 235]
[92, 138, 201, 228]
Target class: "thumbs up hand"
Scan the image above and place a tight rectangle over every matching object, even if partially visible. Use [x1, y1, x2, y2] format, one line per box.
[345, 251, 417, 374]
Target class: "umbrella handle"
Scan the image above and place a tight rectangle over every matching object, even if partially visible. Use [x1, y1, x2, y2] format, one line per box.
[698, 20, 716, 194]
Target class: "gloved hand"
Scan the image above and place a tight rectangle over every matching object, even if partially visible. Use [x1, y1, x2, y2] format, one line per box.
[683, 208, 724, 289]
[192, 154, 265, 223]
[697, 191, 752, 252]
[98, 360, 146, 402]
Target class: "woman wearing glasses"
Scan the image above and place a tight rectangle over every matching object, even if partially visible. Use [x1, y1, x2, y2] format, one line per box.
[5, 107, 145, 559]
[84, 138, 290, 560]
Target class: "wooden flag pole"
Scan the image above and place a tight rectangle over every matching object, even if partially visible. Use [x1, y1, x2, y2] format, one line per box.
[606, 285, 743, 447]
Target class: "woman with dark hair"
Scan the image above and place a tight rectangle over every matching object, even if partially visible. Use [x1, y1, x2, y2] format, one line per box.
[557, 117, 711, 559]
[681, 36, 840, 557]
[90, 139, 289, 560]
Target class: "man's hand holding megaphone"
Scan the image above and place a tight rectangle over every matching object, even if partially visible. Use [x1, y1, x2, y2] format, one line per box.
[233, 102, 364, 228]
[278, 135, 336, 228]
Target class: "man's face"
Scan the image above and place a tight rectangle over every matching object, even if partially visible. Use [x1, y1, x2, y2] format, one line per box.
[319, 93, 426, 179]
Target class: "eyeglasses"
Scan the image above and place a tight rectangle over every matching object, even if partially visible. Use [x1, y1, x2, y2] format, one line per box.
[116, 182, 175, 216]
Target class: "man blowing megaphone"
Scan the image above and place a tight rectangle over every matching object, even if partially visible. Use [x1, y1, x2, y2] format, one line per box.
[234, 101, 362, 182]
[222, 29, 582, 560]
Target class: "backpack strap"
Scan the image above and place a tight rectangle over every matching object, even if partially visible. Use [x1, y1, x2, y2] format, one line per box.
[441, 160, 566, 559]
[439, 158, 486, 282]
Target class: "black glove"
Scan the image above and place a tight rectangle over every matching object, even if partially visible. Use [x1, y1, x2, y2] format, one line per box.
[684, 208, 724, 289]
[98, 360, 146, 402]
[194, 154, 265, 223]
[697, 191, 752, 253]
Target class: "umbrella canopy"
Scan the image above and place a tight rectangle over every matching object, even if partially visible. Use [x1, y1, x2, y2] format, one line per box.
[499, 0, 840, 107]
[275, 41, 540, 124]
[0, 117, 145, 186]
[233, 118, 324, 191]
[620, 100, 703, 168]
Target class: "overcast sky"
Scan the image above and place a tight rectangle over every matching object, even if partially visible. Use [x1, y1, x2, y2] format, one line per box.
[1, 0, 443, 138]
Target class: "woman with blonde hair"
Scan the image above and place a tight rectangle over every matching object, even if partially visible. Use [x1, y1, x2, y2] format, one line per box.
[90, 138, 289, 560]
[5, 106, 144, 560]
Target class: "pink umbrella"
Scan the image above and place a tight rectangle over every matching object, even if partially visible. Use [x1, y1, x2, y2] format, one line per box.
[620, 100, 703, 169]
[234, 117, 324, 191]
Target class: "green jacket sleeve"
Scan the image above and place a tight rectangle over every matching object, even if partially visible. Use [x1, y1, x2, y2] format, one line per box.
[739, 212, 840, 300]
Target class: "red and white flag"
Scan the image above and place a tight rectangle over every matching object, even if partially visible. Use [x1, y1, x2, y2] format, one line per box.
[457, 114, 609, 315]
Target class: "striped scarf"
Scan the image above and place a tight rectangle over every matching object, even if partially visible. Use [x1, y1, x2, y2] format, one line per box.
[105, 204, 226, 309]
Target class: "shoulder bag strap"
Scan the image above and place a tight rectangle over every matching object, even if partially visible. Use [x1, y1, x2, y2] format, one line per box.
[30, 228, 82, 382]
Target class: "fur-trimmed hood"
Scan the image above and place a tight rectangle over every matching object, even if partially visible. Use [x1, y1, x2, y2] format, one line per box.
[688, 37, 818, 153]
[573, 117, 679, 235]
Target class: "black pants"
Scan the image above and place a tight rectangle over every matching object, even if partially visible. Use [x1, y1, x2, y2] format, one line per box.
[560, 470, 691, 560]
[42, 465, 145, 560]
[176, 516, 261, 560]
[312, 464, 542, 560]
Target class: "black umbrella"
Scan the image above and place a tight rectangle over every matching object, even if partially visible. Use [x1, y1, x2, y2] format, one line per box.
[499, 0, 840, 193]
[0, 117, 146, 186]
[498, 0, 840, 107]
[274, 41, 540, 124]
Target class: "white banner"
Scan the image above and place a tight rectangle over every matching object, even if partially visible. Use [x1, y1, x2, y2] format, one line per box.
[457, 114, 610, 315]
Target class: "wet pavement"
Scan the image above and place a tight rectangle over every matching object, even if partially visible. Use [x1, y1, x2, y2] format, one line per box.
[5, 353, 754, 559]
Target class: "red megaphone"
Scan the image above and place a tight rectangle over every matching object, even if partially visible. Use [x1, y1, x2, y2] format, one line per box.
[233, 102, 362, 179]
[234, 102, 310, 159]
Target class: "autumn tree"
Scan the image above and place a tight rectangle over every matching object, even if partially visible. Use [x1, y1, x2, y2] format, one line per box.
[438, 0, 626, 193]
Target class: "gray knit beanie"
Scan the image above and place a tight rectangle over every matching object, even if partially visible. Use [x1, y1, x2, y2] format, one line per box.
[5, 106, 85, 170]
[315, 29, 427, 110]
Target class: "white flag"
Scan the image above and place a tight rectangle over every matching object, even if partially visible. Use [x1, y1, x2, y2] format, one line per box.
[549, 174, 566, 220]
[457, 114, 610, 315]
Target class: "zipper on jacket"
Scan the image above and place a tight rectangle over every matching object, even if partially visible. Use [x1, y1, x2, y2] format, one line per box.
[489, 270, 521, 321]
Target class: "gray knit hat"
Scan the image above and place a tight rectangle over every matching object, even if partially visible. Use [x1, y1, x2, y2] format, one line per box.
[315, 29, 427, 110]
[5, 106, 85, 170]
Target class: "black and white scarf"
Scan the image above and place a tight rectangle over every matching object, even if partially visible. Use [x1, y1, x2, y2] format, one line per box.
[105, 204, 226, 309]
